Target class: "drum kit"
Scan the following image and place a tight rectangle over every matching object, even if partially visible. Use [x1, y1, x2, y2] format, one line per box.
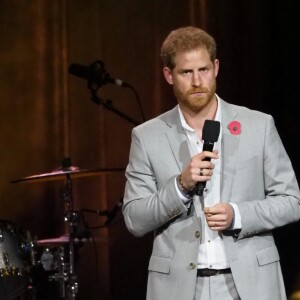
[0, 158, 124, 300]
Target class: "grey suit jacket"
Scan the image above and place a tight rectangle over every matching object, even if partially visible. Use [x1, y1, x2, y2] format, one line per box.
[123, 98, 300, 300]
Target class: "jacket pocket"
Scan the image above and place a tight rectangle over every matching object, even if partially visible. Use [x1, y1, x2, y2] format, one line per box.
[256, 246, 280, 266]
[148, 255, 171, 274]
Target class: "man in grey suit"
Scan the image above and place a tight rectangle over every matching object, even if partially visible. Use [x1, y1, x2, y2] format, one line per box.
[122, 26, 300, 300]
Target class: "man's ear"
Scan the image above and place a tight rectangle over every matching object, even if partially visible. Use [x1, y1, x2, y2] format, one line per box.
[214, 59, 219, 78]
[163, 67, 173, 85]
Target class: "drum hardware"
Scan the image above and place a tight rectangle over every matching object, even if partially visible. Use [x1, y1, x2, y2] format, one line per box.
[47, 157, 79, 300]
[10, 158, 125, 299]
[28, 242, 70, 300]
[0, 220, 31, 300]
[44, 246, 69, 298]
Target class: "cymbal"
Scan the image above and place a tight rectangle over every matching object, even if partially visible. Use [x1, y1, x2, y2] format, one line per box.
[36, 235, 71, 247]
[36, 234, 108, 247]
[11, 166, 125, 183]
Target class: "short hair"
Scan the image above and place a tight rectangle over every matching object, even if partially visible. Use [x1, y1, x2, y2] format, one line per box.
[160, 26, 217, 70]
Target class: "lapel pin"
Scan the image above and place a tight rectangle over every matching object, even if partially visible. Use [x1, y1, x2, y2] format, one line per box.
[228, 121, 241, 135]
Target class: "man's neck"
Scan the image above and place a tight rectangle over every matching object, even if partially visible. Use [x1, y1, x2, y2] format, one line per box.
[180, 96, 218, 134]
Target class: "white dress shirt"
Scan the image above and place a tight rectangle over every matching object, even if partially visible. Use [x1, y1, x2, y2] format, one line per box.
[175, 95, 241, 269]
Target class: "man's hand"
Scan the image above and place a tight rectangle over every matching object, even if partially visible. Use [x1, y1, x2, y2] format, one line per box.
[180, 150, 219, 190]
[204, 203, 234, 231]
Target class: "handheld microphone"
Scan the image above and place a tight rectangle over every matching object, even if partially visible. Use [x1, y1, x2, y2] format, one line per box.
[68, 60, 131, 88]
[195, 120, 220, 196]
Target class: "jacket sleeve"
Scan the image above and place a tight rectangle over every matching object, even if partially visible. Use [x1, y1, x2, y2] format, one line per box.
[122, 127, 188, 237]
[236, 114, 300, 239]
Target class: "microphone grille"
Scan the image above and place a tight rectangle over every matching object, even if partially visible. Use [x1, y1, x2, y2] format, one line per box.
[202, 120, 220, 142]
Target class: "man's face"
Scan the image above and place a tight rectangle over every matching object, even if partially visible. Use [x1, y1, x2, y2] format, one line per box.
[163, 48, 219, 113]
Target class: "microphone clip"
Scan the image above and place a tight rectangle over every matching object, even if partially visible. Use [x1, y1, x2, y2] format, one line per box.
[87, 60, 112, 91]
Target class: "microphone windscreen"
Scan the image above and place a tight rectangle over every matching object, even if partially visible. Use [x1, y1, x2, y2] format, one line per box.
[68, 64, 89, 79]
[202, 120, 220, 142]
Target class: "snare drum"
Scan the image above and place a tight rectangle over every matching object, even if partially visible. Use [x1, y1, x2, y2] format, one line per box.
[0, 220, 31, 300]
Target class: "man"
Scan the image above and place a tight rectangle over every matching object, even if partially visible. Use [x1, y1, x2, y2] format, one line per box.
[122, 26, 300, 300]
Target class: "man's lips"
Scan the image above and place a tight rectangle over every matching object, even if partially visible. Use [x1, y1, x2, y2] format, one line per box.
[189, 91, 207, 96]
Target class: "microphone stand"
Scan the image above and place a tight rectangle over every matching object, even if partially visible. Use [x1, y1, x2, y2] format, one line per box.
[89, 85, 141, 126]
[80, 198, 123, 228]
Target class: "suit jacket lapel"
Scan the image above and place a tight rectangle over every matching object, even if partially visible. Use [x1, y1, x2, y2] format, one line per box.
[161, 106, 191, 173]
[220, 99, 240, 203]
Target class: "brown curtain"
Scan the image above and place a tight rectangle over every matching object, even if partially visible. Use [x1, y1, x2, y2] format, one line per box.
[1, 0, 299, 299]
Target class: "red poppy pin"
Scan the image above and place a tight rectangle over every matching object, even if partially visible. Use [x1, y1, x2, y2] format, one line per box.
[228, 121, 241, 135]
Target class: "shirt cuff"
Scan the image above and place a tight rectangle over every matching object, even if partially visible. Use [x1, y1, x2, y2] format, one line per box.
[174, 177, 191, 204]
[229, 203, 242, 229]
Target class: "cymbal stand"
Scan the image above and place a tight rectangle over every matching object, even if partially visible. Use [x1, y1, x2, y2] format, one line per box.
[63, 172, 79, 299]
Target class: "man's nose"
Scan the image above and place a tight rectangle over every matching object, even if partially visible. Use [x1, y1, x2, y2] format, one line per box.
[191, 73, 202, 86]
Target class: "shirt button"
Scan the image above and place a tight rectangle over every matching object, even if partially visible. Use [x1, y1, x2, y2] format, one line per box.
[195, 231, 200, 238]
[209, 265, 212, 268]
[204, 188, 208, 192]
[208, 240, 211, 243]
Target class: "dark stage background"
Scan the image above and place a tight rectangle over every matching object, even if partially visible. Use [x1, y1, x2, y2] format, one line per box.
[0, 1, 299, 299]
